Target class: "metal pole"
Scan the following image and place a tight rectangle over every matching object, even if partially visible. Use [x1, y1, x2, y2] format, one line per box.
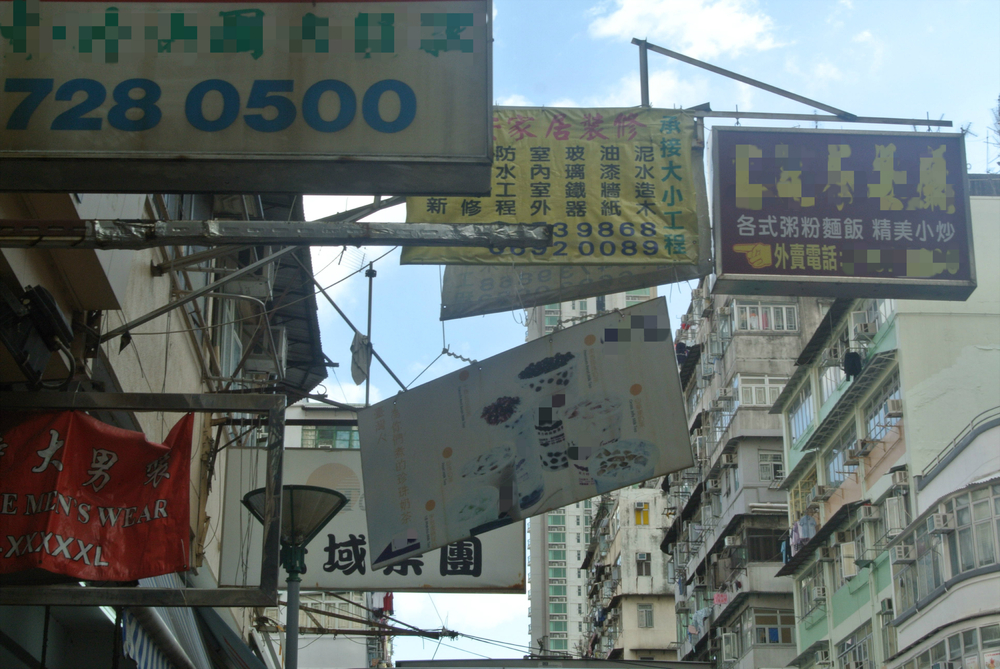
[638, 40, 650, 107]
[286, 574, 300, 669]
[365, 263, 375, 407]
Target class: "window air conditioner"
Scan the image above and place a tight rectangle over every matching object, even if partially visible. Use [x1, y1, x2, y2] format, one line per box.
[717, 387, 733, 400]
[707, 478, 721, 492]
[859, 505, 879, 522]
[724, 536, 742, 547]
[929, 513, 955, 534]
[855, 439, 878, 457]
[812, 586, 828, 599]
[816, 650, 832, 666]
[635, 502, 646, 510]
[835, 531, 850, 544]
[887, 399, 904, 418]
[701, 362, 715, 380]
[676, 600, 692, 612]
[851, 311, 877, 341]
[818, 546, 835, 562]
[811, 485, 833, 502]
[722, 453, 737, 468]
[880, 598, 894, 616]
[637, 552, 650, 561]
[691, 288, 704, 300]
[844, 448, 861, 466]
[717, 306, 731, 317]
[710, 400, 728, 412]
[892, 469, 910, 488]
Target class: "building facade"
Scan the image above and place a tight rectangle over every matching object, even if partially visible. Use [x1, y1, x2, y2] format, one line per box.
[526, 288, 656, 656]
[771, 174, 1000, 669]
[0, 192, 327, 667]
[661, 283, 827, 669]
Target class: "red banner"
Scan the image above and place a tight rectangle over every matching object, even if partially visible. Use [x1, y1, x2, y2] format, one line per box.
[0, 411, 193, 581]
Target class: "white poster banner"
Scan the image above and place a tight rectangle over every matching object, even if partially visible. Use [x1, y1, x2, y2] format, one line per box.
[219, 447, 525, 592]
[359, 297, 692, 569]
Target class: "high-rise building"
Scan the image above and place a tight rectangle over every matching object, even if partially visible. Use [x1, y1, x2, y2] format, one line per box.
[525, 288, 656, 656]
[661, 284, 827, 668]
[771, 174, 1000, 669]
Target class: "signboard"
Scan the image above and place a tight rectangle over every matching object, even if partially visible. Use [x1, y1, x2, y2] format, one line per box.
[713, 127, 976, 300]
[219, 447, 526, 592]
[0, 411, 192, 581]
[0, 0, 492, 194]
[402, 106, 700, 266]
[436, 146, 712, 320]
[358, 298, 692, 570]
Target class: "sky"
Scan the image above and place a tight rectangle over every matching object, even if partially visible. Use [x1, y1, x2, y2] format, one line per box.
[302, 0, 999, 661]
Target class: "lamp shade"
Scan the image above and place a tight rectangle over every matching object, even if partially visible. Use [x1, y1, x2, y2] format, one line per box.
[242, 485, 348, 548]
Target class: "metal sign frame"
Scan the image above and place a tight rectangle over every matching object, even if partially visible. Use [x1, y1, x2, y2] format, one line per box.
[0, 391, 286, 607]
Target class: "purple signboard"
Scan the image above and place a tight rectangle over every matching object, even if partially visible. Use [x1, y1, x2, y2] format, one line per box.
[713, 127, 976, 300]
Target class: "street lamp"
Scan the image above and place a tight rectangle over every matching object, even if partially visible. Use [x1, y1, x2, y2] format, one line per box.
[243, 484, 348, 669]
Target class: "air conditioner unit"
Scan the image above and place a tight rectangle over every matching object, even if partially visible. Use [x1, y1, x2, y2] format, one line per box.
[815, 649, 832, 666]
[892, 469, 910, 488]
[722, 453, 737, 468]
[835, 531, 850, 544]
[717, 387, 733, 400]
[681, 313, 694, 327]
[812, 485, 833, 502]
[724, 536, 742, 547]
[880, 598, 894, 616]
[855, 438, 878, 457]
[717, 306, 731, 317]
[691, 288, 704, 300]
[710, 400, 728, 412]
[851, 311, 877, 341]
[929, 513, 955, 534]
[840, 542, 858, 579]
[886, 399, 904, 418]
[635, 502, 647, 510]
[701, 362, 715, 380]
[820, 346, 842, 367]
[244, 326, 288, 376]
[676, 600, 692, 612]
[859, 505, 880, 522]
[693, 577, 707, 589]
[818, 546, 835, 562]
[637, 552, 650, 561]
[707, 478, 721, 492]
[844, 448, 861, 466]
[812, 586, 828, 600]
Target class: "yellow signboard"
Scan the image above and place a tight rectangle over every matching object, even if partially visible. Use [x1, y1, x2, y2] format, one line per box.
[402, 107, 699, 265]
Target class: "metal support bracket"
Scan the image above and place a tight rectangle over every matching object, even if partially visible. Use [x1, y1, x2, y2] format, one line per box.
[0, 392, 286, 607]
[0, 219, 553, 250]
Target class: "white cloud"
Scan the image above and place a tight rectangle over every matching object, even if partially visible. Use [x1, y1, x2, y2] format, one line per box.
[853, 29, 873, 43]
[814, 61, 843, 82]
[497, 93, 534, 107]
[851, 29, 884, 72]
[588, 0, 780, 60]
[584, 67, 710, 109]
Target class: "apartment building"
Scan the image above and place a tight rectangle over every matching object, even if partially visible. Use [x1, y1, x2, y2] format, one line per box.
[526, 288, 655, 656]
[583, 483, 678, 661]
[770, 174, 1000, 669]
[0, 192, 326, 667]
[661, 283, 827, 669]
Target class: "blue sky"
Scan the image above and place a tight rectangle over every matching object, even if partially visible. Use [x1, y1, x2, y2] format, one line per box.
[304, 0, 999, 660]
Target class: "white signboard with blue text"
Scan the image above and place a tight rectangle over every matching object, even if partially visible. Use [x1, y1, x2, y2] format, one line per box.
[359, 298, 693, 570]
[219, 447, 525, 592]
[0, 0, 492, 193]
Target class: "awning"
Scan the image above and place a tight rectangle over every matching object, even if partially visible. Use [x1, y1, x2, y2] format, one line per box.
[195, 607, 268, 669]
[776, 502, 860, 577]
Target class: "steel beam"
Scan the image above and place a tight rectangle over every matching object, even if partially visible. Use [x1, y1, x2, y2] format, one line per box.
[0, 392, 285, 608]
[0, 219, 552, 250]
[688, 109, 953, 127]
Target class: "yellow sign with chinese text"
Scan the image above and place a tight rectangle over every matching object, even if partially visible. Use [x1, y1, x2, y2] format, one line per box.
[401, 107, 700, 265]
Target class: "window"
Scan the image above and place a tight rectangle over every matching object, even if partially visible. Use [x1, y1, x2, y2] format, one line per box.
[596, 296, 606, 311]
[634, 502, 650, 525]
[947, 485, 999, 576]
[549, 639, 568, 651]
[549, 621, 567, 632]
[837, 621, 872, 669]
[575, 533, 580, 543]
[637, 552, 651, 576]
[545, 315, 559, 327]
[637, 604, 653, 628]
[798, 563, 825, 614]
[577, 603, 583, 614]
[548, 513, 565, 525]
[548, 532, 565, 544]
[863, 370, 901, 441]
[758, 452, 784, 482]
[577, 586, 582, 596]
[825, 425, 858, 486]
[301, 425, 360, 449]
[734, 302, 798, 332]
[545, 304, 560, 312]
[746, 528, 784, 561]
[753, 609, 795, 645]
[548, 567, 566, 578]
[736, 375, 788, 407]
[584, 515, 591, 526]
[575, 515, 580, 525]
[788, 383, 814, 443]
[820, 328, 851, 403]
[549, 585, 566, 596]
[549, 549, 566, 561]
[549, 603, 566, 614]
[584, 499, 592, 509]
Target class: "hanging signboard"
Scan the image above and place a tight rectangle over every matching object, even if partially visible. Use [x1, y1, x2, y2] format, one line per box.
[0, 0, 492, 194]
[358, 298, 692, 570]
[402, 106, 701, 266]
[436, 146, 712, 320]
[712, 127, 976, 300]
[219, 447, 526, 592]
[0, 411, 193, 581]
